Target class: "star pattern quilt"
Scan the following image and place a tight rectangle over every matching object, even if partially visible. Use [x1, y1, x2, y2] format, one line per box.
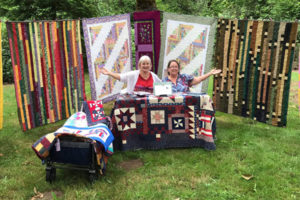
[82, 100, 107, 126]
[111, 94, 216, 151]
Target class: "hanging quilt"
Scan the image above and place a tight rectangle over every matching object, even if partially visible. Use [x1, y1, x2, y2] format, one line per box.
[6, 20, 86, 131]
[298, 50, 300, 112]
[158, 13, 217, 93]
[213, 19, 298, 127]
[82, 14, 132, 101]
[133, 10, 161, 74]
[0, 21, 2, 130]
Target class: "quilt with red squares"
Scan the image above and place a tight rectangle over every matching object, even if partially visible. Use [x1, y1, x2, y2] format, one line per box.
[83, 100, 107, 126]
[111, 94, 216, 151]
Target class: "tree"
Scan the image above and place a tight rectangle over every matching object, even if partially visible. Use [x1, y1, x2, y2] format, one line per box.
[0, 0, 107, 21]
[136, 0, 157, 11]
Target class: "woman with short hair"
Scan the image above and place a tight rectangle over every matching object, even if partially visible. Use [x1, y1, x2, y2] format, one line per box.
[99, 55, 161, 93]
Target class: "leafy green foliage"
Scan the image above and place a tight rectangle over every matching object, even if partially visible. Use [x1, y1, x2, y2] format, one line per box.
[1, 26, 13, 84]
[0, 0, 103, 20]
[158, 0, 300, 20]
[0, 0, 299, 83]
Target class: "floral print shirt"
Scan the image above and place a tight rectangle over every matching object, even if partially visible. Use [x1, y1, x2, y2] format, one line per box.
[163, 74, 194, 92]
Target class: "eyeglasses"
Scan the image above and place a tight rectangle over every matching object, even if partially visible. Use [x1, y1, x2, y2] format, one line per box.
[168, 66, 179, 69]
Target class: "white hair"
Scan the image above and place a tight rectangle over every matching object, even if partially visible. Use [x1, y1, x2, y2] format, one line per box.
[138, 55, 152, 66]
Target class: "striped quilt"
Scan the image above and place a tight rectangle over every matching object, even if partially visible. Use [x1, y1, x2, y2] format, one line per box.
[6, 20, 86, 131]
[0, 21, 2, 130]
[213, 19, 298, 126]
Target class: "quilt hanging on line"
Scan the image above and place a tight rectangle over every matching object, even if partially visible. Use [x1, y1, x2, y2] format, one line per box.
[133, 10, 161, 74]
[6, 20, 86, 131]
[213, 19, 298, 127]
[158, 13, 217, 93]
[82, 14, 132, 101]
[0, 21, 2, 130]
[298, 50, 300, 112]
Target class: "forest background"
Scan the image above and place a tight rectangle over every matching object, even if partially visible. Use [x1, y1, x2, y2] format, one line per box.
[0, 1, 299, 199]
[0, 0, 299, 83]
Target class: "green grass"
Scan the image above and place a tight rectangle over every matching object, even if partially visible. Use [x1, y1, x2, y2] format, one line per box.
[0, 72, 299, 199]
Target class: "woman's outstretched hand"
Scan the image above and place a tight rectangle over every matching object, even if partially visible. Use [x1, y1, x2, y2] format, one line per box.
[99, 67, 121, 81]
[210, 68, 222, 75]
[99, 68, 110, 75]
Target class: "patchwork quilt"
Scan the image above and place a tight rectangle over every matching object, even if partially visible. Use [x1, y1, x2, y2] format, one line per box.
[111, 93, 216, 151]
[299, 51, 300, 112]
[55, 112, 114, 151]
[133, 10, 161, 73]
[32, 112, 114, 174]
[0, 21, 2, 130]
[6, 20, 86, 131]
[82, 100, 107, 126]
[213, 19, 298, 126]
[158, 13, 217, 93]
[32, 132, 110, 174]
[82, 14, 132, 101]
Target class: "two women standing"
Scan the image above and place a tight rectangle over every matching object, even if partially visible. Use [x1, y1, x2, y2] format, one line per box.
[100, 55, 221, 93]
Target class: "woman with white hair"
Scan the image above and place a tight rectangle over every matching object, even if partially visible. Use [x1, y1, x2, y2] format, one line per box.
[99, 55, 161, 93]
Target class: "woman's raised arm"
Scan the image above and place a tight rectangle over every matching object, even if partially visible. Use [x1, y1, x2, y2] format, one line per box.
[99, 68, 121, 81]
[190, 68, 221, 86]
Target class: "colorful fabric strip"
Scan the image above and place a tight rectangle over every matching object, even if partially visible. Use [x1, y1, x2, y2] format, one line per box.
[133, 10, 161, 74]
[6, 20, 86, 131]
[0, 21, 2, 129]
[213, 19, 298, 127]
[298, 50, 300, 112]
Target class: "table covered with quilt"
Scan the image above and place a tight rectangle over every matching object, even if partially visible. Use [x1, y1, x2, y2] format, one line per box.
[111, 93, 216, 151]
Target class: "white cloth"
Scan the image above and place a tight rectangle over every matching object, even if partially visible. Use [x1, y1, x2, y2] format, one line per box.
[120, 70, 161, 93]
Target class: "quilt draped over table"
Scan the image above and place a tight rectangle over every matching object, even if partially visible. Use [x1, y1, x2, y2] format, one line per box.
[111, 93, 216, 151]
[158, 13, 217, 93]
[6, 20, 86, 131]
[82, 14, 132, 101]
[133, 10, 161, 74]
[213, 19, 298, 126]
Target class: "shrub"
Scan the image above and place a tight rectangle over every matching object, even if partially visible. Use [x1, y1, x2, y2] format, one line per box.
[2, 28, 14, 84]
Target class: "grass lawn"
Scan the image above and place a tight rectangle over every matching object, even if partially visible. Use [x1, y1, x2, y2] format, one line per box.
[0, 72, 299, 200]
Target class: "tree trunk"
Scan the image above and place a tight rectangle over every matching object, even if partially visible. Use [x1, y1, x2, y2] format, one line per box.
[136, 0, 157, 11]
